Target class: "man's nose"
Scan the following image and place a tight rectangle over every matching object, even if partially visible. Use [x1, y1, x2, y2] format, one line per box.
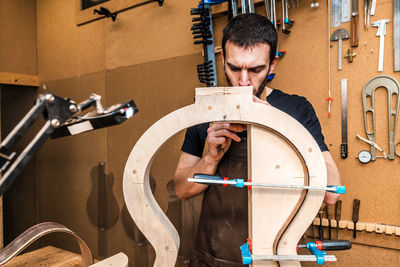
[238, 70, 251, 86]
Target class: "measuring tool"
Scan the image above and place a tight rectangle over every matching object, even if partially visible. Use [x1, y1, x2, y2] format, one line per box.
[335, 200, 342, 239]
[188, 174, 346, 193]
[372, 19, 390, 72]
[350, 0, 359, 46]
[394, 0, 400, 71]
[352, 198, 360, 239]
[342, 0, 351, 22]
[341, 79, 348, 159]
[331, 28, 350, 70]
[361, 76, 400, 160]
[332, 0, 342, 27]
[372, 19, 390, 71]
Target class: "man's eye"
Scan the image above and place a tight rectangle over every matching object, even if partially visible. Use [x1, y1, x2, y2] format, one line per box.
[249, 68, 262, 73]
[230, 67, 241, 72]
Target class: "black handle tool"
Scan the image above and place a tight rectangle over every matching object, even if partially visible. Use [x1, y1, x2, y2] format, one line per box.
[352, 198, 360, 238]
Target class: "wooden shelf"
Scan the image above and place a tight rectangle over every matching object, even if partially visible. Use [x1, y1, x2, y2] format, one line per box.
[0, 72, 39, 87]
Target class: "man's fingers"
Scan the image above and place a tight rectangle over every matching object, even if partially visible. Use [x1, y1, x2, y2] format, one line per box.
[208, 122, 246, 133]
[209, 129, 241, 143]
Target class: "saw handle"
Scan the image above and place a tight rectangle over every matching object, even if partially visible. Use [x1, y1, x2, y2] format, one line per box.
[351, 13, 359, 47]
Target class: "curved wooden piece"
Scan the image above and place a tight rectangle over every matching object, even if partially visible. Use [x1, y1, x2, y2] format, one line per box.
[123, 87, 326, 266]
[89, 252, 128, 267]
[0, 222, 94, 266]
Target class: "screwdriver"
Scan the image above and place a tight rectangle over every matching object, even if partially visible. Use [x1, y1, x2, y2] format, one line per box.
[335, 200, 342, 239]
[352, 198, 360, 238]
[297, 240, 352, 251]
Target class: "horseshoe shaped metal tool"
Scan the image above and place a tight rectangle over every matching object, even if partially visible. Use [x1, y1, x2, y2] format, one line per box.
[362, 75, 400, 160]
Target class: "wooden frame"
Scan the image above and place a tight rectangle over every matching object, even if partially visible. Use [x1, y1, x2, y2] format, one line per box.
[123, 87, 326, 266]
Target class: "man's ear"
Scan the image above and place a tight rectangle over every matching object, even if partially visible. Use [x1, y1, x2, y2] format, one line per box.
[221, 51, 225, 66]
[268, 56, 279, 74]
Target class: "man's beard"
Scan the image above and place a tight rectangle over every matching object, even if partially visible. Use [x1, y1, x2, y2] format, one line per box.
[224, 66, 271, 98]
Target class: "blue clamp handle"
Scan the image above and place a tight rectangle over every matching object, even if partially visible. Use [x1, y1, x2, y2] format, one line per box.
[240, 242, 253, 264]
[306, 242, 327, 265]
[233, 179, 244, 188]
[328, 185, 346, 194]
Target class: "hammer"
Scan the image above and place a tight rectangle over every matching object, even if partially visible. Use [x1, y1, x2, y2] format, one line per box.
[331, 29, 350, 70]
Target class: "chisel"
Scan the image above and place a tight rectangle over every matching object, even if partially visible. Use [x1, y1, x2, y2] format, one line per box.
[335, 200, 342, 239]
[326, 205, 333, 240]
[352, 198, 360, 238]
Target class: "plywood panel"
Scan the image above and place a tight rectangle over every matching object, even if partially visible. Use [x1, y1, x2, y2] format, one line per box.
[0, 0, 37, 75]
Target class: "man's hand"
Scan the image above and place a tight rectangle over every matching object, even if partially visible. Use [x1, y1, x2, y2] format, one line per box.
[206, 122, 246, 163]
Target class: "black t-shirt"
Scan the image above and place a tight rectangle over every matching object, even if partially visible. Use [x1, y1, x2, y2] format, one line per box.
[181, 89, 328, 155]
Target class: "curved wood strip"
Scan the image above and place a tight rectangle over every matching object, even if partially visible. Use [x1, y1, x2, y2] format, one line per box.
[0, 222, 94, 266]
[123, 87, 326, 267]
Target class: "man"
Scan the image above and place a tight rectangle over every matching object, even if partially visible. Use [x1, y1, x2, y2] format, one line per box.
[174, 13, 341, 266]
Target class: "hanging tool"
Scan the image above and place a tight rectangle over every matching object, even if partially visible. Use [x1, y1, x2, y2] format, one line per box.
[282, 0, 291, 34]
[344, 48, 356, 62]
[241, 0, 255, 13]
[191, 1, 220, 87]
[372, 19, 390, 72]
[188, 174, 347, 193]
[342, 0, 351, 22]
[352, 199, 360, 239]
[363, 0, 370, 31]
[284, 0, 294, 29]
[350, 0, 359, 47]
[331, 28, 350, 70]
[370, 0, 376, 15]
[228, 0, 238, 19]
[361, 76, 400, 160]
[394, 0, 400, 71]
[335, 200, 342, 239]
[328, 0, 332, 117]
[341, 79, 348, 159]
[332, 0, 342, 27]
[297, 240, 351, 250]
[311, 0, 319, 8]
[326, 205, 333, 240]
[356, 134, 387, 159]
[318, 204, 326, 241]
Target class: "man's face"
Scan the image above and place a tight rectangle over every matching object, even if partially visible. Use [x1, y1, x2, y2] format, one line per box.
[222, 41, 277, 97]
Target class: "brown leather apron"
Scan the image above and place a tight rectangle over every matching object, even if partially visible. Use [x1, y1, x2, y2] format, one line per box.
[190, 137, 249, 267]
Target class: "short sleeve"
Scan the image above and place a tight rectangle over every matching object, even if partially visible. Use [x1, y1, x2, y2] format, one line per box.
[300, 101, 329, 152]
[181, 123, 209, 157]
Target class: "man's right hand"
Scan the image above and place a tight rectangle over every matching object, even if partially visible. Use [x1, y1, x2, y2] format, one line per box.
[206, 122, 246, 163]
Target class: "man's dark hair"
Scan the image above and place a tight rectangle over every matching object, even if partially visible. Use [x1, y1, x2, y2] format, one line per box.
[222, 13, 278, 64]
